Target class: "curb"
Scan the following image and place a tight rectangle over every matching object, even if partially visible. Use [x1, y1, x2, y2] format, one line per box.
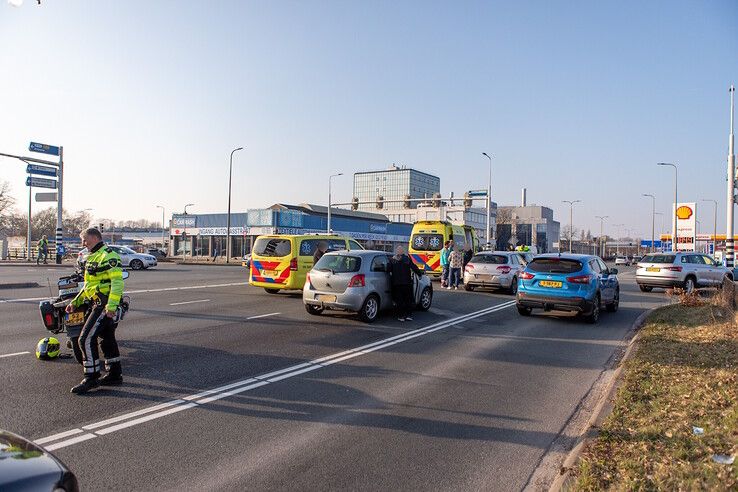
[548, 306, 660, 491]
[0, 282, 40, 290]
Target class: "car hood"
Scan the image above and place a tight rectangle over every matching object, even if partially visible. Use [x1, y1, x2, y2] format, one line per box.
[0, 430, 64, 489]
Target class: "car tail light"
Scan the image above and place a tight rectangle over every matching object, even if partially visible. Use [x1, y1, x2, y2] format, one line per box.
[306, 272, 313, 288]
[665, 266, 682, 272]
[567, 274, 593, 284]
[290, 258, 298, 271]
[465, 264, 474, 272]
[520, 271, 534, 280]
[347, 274, 365, 288]
[44, 313, 54, 327]
[496, 266, 512, 274]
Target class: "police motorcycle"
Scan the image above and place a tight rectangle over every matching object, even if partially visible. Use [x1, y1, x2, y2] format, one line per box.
[37, 268, 130, 362]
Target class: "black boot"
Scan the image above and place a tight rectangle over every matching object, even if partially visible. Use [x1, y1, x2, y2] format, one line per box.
[71, 377, 99, 394]
[100, 363, 123, 386]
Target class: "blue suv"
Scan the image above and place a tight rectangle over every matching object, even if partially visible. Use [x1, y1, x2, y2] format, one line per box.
[516, 254, 619, 323]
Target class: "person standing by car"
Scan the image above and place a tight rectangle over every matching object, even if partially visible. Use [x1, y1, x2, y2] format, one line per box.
[448, 245, 464, 290]
[440, 240, 451, 287]
[65, 227, 125, 394]
[389, 245, 423, 322]
[463, 245, 473, 269]
[313, 240, 329, 266]
[36, 235, 48, 265]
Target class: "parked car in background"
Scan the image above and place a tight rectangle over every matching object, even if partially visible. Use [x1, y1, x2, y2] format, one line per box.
[631, 255, 643, 264]
[0, 429, 79, 491]
[242, 253, 251, 269]
[515, 251, 535, 265]
[516, 254, 619, 323]
[463, 251, 526, 294]
[78, 245, 158, 270]
[635, 252, 732, 292]
[614, 256, 630, 266]
[303, 250, 432, 322]
[146, 248, 167, 259]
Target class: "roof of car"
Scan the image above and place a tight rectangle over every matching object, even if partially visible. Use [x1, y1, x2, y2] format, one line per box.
[473, 251, 516, 255]
[324, 249, 388, 257]
[536, 253, 596, 260]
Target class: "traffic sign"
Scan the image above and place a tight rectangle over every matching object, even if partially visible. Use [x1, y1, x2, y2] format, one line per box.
[467, 190, 488, 197]
[29, 142, 60, 156]
[35, 192, 58, 202]
[25, 176, 57, 189]
[26, 164, 57, 177]
[640, 240, 663, 248]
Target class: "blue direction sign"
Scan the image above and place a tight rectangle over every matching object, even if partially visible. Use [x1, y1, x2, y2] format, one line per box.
[26, 164, 57, 177]
[26, 176, 57, 189]
[640, 240, 662, 248]
[29, 142, 60, 156]
[467, 190, 488, 197]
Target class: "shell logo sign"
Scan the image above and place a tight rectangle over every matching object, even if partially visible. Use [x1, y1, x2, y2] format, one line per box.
[676, 205, 693, 220]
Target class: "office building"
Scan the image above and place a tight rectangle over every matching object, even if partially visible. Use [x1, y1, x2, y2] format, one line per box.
[353, 165, 440, 211]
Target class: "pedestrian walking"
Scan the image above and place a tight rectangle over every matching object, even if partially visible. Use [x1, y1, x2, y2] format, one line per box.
[448, 246, 464, 290]
[439, 240, 451, 287]
[36, 235, 48, 264]
[389, 245, 422, 321]
[212, 246, 219, 262]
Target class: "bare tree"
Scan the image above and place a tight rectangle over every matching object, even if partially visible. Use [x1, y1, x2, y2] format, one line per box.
[0, 181, 14, 216]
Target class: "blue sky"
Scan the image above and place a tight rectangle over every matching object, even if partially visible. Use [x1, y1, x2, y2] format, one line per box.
[1, 0, 736, 238]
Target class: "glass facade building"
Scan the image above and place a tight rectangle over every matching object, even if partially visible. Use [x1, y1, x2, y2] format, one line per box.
[353, 166, 440, 211]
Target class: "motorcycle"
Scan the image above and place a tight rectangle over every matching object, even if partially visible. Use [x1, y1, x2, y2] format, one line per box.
[38, 269, 130, 363]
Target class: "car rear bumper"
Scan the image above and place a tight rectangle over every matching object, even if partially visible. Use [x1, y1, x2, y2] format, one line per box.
[463, 272, 512, 288]
[303, 290, 366, 312]
[636, 275, 682, 288]
[516, 291, 593, 313]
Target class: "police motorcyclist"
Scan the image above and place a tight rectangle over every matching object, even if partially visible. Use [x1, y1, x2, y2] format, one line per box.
[65, 227, 125, 394]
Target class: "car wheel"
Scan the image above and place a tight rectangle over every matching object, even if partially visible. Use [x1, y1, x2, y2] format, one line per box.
[508, 277, 518, 295]
[606, 288, 619, 312]
[584, 295, 600, 324]
[639, 285, 653, 292]
[418, 286, 432, 311]
[464, 283, 475, 291]
[684, 276, 696, 293]
[358, 294, 380, 323]
[516, 305, 532, 316]
[305, 304, 323, 316]
[264, 288, 280, 294]
[130, 259, 144, 270]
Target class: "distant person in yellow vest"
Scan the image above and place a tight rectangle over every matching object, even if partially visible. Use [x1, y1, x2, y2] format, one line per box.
[36, 235, 48, 265]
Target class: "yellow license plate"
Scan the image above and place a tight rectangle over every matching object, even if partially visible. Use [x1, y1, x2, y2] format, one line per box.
[317, 294, 336, 303]
[66, 311, 85, 325]
[262, 270, 278, 277]
[646, 267, 660, 272]
[539, 280, 563, 288]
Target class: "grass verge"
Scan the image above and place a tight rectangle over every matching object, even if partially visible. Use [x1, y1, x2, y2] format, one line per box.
[572, 302, 737, 490]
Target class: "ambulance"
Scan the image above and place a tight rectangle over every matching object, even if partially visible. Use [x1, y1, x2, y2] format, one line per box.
[408, 221, 480, 277]
[249, 234, 364, 293]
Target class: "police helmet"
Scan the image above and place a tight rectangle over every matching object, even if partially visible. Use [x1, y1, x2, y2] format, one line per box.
[36, 337, 61, 360]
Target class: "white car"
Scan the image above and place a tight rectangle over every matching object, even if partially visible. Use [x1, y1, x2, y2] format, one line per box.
[614, 256, 630, 266]
[77, 245, 157, 270]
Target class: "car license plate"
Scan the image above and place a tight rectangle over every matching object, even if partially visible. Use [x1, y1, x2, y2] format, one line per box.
[66, 311, 85, 326]
[317, 294, 336, 303]
[539, 280, 562, 288]
[262, 270, 278, 277]
[646, 267, 660, 272]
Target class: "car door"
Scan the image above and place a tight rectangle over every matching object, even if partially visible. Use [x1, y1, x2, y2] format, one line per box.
[110, 247, 129, 267]
[685, 254, 709, 286]
[700, 255, 720, 285]
[369, 255, 392, 308]
[598, 258, 617, 301]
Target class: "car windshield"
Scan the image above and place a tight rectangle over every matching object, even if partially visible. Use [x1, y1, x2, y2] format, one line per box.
[253, 238, 292, 257]
[528, 258, 583, 274]
[121, 247, 136, 254]
[642, 254, 676, 264]
[470, 254, 507, 264]
[411, 234, 443, 251]
[314, 254, 362, 273]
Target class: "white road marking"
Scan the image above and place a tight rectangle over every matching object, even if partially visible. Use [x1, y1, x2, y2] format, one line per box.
[246, 312, 280, 320]
[0, 351, 30, 359]
[169, 299, 210, 306]
[34, 300, 516, 450]
[0, 281, 249, 304]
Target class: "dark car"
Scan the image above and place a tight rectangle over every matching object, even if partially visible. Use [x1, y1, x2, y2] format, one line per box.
[147, 248, 167, 259]
[0, 430, 78, 491]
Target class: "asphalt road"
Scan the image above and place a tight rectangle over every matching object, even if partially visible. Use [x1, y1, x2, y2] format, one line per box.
[0, 263, 664, 491]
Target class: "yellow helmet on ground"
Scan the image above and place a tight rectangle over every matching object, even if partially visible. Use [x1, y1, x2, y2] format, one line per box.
[36, 337, 61, 360]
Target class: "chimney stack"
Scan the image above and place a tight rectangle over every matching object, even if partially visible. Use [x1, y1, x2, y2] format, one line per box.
[521, 188, 527, 207]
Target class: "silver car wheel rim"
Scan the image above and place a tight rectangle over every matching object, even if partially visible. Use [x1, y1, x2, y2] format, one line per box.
[421, 289, 431, 308]
[366, 298, 378, 319]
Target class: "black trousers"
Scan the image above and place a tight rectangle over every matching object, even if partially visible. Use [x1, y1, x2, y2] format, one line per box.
[78, 305, 121, 378]
[392, 284, 414, 318]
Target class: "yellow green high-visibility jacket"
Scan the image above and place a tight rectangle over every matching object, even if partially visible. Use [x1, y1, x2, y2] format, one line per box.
[37, 238, 48, 250]
[71, 242, 124, 311]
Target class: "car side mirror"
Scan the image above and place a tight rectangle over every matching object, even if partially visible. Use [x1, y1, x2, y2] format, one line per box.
[609, 268, 618, 275]
[122, 271, 130, 280]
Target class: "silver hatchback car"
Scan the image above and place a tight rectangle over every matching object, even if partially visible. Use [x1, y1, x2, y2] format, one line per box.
[303, 250, 433, 322]
[636, 252, 733, 292]
[463, 251, 526, 293]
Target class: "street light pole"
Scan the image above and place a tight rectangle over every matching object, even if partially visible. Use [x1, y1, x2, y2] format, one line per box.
[657, 162, 678, 251]
[183, 203, 194, 263]
[482, 153, 493, 249]
[226, 147, 244, 263]
[562, 200, 581, 253]
[327, 173, 343, 233]
[702, 199, 717, 256]
[156, 205, 166, 250]
[595, 215, 608, 257]
[727, 85, 736, 267]
[642, 194, 656, 252]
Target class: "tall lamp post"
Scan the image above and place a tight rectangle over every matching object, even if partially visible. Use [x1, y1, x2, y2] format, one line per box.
[327, 173, 343, 233]
[702, 199, 717, 256]
[156, 205, 166, 251]
[562, 200, 580, 253]
[657, 162, 678, 251]
[226, 146, 244, 263]
[642, 194, 656, 252]
[595, 215, 608, 257]
[183, 203, 194, 262]
[482, 153, 493, 249]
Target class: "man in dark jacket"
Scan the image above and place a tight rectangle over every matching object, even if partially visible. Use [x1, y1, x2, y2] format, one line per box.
[389, 245, 422, 322]
[313, 240, 329, 265]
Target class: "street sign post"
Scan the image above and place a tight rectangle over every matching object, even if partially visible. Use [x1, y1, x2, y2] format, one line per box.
[25, 176, 57, 189]
[26, 164, 57, 177]
[29, 142, 60, 156]
[35, 192, 58, 202]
